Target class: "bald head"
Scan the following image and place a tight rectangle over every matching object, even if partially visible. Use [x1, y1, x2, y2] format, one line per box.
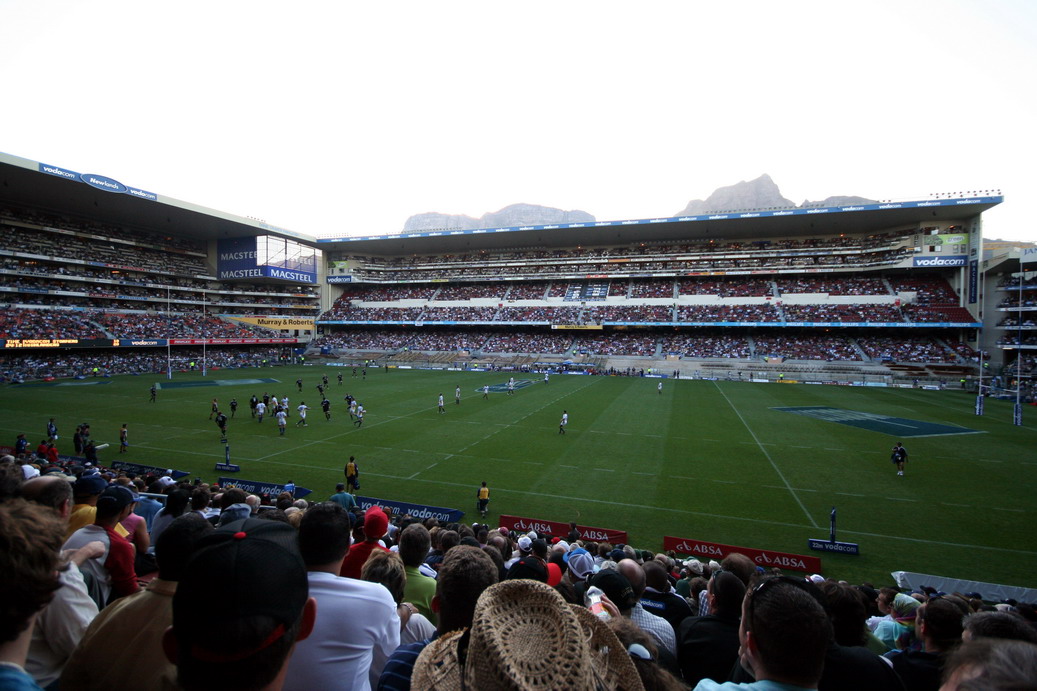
[21, 475, 73, 517]
[618, 558, 646, 596]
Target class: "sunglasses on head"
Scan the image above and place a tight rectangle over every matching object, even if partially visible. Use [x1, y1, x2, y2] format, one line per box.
[746, 575, 819, 629]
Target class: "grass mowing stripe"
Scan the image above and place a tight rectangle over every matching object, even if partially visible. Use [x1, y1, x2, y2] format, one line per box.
[885, 387, 1037, 432]
[8, 367, 1035, 586]
[306, 473, 1037, 557]
[714, 381, 820, 529]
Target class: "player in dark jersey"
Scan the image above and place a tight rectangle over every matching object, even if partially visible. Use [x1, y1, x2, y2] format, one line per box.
[215, 411, 228, 439]
[891, 442, 908, 476]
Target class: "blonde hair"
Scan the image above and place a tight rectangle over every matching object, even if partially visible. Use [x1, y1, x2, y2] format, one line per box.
[361, 549, 406, 604]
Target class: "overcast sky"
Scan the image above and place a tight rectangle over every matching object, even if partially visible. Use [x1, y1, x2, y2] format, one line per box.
[2, 0, 1034, 242]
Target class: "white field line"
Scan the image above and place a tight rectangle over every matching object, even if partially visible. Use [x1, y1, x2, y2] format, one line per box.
[713, 382, 820, 529]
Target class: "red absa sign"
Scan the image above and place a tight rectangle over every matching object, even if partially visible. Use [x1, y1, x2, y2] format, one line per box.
[499, 514, 628, 544]
[663, 535, 821, 573]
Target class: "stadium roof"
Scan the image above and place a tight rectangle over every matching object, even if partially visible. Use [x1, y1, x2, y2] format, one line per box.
[316, 197, 1002, 255]
[0, 151, 312, 245]
[0, 151, 1001, 255]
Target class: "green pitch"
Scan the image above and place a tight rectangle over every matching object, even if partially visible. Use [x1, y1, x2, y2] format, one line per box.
[5, 366, 1036, 589]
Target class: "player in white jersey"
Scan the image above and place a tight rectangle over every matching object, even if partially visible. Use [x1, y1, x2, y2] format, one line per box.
[438, 394, 445, 414]
[455, 386, 461, 405]
[255, 401, 267, 422]
[296, 402, 309, 426]
[275, 408, 287, 435]
[559, 410, 568, 434]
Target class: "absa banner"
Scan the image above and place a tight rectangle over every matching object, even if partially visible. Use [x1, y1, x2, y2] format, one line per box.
[500, 514, 629, 544]
[663, 535, 821, 573]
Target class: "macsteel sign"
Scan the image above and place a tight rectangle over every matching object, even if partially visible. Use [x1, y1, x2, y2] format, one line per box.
[500, 514, 629, 544]
[217, 237, 317, 283]
[217, 237, 261, 279]
[663, 535, 821, 573]
[263, 266, 316, 282]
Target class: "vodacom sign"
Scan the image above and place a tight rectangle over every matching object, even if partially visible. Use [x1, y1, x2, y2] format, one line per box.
[663, 536, 821, 574]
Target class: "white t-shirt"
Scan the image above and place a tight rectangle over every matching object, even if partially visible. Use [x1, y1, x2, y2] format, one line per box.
[561, 413, 568, 426]
[27, 560, 99, 686]
[62, 525, 113, 605]
[256, 402, 267, 416]
[297, 404, 308, 418]
[282, 572, 400, 691]
[401, 611, 436, 647]
[276, 411, 287, 426]
[438, 395, 444, 406]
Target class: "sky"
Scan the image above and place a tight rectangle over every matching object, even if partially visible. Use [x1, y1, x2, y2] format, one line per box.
[2, 0, 1035, 242]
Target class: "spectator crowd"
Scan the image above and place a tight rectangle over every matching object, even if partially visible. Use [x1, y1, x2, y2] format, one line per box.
[2, 448, 1035, 691]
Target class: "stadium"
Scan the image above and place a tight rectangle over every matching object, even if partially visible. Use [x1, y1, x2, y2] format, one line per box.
[2, 149, 1036, 686]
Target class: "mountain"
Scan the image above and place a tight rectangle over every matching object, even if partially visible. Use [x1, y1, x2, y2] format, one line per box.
[675, 175, 879, 215]
[675, 174, 795, 216]
[800, 195, 877, 208]
[403, 176, 877, 231]
[404, 204, 595, 232]
[402, 212, 483, 232]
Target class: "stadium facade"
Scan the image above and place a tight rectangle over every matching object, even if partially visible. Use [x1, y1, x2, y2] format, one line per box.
[1, 150, 1032, 389]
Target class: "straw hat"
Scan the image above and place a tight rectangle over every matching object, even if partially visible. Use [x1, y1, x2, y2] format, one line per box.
[412, 579, 644, 691]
